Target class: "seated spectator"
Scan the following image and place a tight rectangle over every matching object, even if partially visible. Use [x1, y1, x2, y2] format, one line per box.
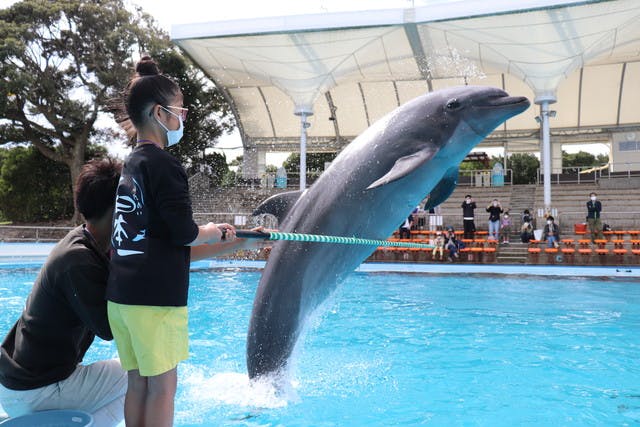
[445, 227, 462, 261]
[432, 231, 445, 260]
[520, 220, 533, 243]
[398, 214, 413, 239]
[542, 215, 560, 248]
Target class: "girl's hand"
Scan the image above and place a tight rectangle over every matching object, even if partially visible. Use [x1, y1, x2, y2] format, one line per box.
[213, 223, 236, 243]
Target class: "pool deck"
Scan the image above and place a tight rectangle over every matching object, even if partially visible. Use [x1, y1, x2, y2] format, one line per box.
[2, 242, 639, 278]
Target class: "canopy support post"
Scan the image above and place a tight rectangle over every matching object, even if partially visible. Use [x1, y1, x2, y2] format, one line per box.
[535, 94, 557, 215]
[295, 109, 313, 190]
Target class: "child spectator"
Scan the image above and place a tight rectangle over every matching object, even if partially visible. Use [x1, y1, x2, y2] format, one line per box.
[432, 231, 445, 260]
[500, 210, 512, 244]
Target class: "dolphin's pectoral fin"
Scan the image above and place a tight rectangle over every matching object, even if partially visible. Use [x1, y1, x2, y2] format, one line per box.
[252, 190, 304, 223]
[423, 166, 459, 210]
[366, 147, 437, 190]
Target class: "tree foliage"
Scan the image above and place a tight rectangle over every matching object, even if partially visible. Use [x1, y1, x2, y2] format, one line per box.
[283, 152, 337, 173]
[0, 145, 105, 222]
[0, 0, 234, 222]
[0, 0, 158, 220]
[185, 152, 229, 188]
[562, 150, 609, 168]
[158, 50, 235, 169]
[507, 153, 540, 184]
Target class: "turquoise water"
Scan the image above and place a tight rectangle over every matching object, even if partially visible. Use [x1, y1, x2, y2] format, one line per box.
[1, 265, 640, 426]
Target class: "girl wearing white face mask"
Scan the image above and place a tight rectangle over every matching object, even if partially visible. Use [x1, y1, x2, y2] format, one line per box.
[586, 192, 604, 243]
[106, 55, 246, 427]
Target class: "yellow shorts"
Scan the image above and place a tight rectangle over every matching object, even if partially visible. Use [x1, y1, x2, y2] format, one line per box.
[107, 302, 188, 377]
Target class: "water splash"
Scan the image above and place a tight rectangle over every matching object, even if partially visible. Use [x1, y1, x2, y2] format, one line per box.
[178, 366, 298, 420]
[426, 47, 486, 80]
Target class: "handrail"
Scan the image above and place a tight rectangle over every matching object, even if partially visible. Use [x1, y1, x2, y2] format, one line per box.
[0, 225, 74, 242]
[537, 162, 640, 184]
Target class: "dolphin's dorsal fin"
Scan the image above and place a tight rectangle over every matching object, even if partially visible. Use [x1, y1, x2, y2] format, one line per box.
[423, 166, 459, 210]
[252, 190, 304, 223]
[366, 147, 437, 190]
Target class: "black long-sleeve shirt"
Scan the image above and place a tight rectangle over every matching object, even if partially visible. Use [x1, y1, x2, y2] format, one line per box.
[0, 226, 112, 390]
[461, 201, 476, 219]
[107, 144, 198, 307]
[486, 205, 503, 222]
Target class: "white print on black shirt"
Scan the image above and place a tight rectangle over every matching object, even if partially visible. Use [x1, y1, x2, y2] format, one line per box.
[112, 176, 146, 256]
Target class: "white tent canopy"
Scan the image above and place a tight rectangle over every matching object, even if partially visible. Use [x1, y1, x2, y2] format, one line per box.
[172, 0, 640, 197]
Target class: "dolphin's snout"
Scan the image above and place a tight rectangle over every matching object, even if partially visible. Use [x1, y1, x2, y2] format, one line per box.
[479, 95, 530, 110]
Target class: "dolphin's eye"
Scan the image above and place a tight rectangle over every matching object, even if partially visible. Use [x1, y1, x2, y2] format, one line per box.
[446, 99, 461, 110]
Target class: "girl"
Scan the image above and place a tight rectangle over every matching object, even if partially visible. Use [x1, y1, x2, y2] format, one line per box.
[432, 231, 445, 260]
[106, 56, 256, 427]
[500, 210, 512, 244]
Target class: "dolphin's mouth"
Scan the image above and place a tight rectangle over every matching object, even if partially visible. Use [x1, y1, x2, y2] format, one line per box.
[478, 95, 530, 110]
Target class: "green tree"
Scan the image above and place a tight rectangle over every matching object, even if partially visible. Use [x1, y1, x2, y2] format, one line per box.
[507, 153, 540, 184]
[185, 152, 229, 187]
[158, 50, 235, 170]
[0, 146, 67, 222]
[0, 0, 155, 221]
[0, 145, 108, 222]
[595, 153, 609, 164]
[0, 1, 233, 222]
[283, 152, 337, 173]
[562, 150, 597, 168]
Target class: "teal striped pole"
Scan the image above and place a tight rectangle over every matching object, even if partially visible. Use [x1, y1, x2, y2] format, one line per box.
[234, 230, 434, 249]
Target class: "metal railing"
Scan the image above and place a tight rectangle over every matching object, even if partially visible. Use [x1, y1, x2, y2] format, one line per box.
[537, 163, 640, 185]
[214, 168, 513, 190]
[457, 168, 513, 187]
[2, 210, 639, 244]
[551, 211, 640, 231]
[0, 225, 74, 242]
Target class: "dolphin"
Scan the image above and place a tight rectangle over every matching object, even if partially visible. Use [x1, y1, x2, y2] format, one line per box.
[247, 86, 530, 379]
[422, 166, 458, 211]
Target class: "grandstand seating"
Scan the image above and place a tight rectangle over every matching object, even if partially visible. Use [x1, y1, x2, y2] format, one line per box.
[192, 174, 640, 266]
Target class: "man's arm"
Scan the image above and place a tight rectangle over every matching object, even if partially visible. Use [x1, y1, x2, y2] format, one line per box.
[63, 262, 112, 341]
[190, 237, 266, 262]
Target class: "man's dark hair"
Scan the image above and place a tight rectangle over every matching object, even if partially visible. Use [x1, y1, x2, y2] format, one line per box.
[75, 157, 122, 221]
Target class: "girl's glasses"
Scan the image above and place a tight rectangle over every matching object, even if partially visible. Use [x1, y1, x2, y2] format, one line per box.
[164, 105, 189, 121]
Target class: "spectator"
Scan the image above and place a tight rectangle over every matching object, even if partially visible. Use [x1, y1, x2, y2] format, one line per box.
[542, 215, 560, 248]
[586, 192, 604, 243]
[398, 214, 414, 239]
[445, 227, 462, 261]
[486, 199, 503, 241]
[432, 231, 445, 260]
[461, 194, 476, 239]
[500, 210, 512, 244]
[520, 209, 534, 243]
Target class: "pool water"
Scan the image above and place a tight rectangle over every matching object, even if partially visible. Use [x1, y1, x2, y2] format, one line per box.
[1, 265, 640, 426]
